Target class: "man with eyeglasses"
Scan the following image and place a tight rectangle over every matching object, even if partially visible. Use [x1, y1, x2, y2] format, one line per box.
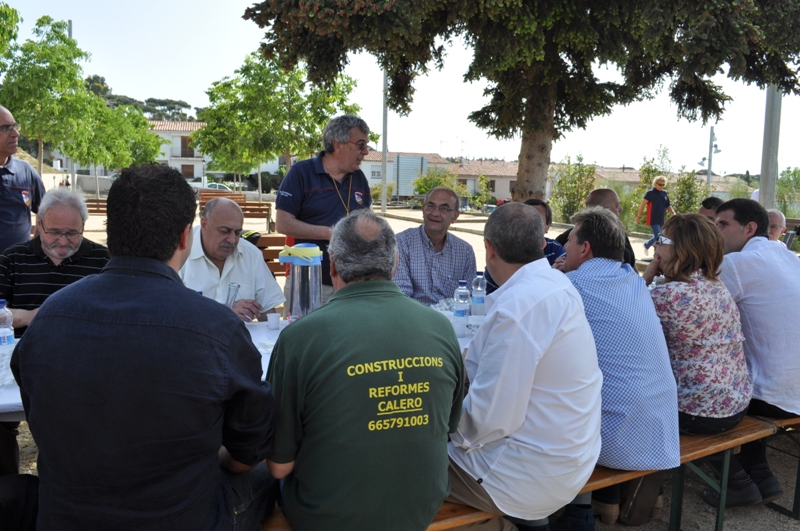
[180, 197, 284, 322]
[0, 188, 109, 485]
[275, 115, 372, 304]
[711, 198, 800, 507]
[0, 106, 46, 255]
[394, 187, 476, 306]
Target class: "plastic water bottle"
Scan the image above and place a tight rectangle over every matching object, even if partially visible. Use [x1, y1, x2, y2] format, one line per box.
[471, 272, 486, 316]
[0, 300, 13, 346]
[453, 281, 470, 337]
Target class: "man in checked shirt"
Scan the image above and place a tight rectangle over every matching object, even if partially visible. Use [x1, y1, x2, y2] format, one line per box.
[394, 186, 476, 305]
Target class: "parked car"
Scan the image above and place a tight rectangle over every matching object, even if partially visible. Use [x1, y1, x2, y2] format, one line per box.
[206, 183, 232, 191]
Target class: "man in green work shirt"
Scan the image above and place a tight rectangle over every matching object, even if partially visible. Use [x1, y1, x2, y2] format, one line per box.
[267, 210, 464, 531]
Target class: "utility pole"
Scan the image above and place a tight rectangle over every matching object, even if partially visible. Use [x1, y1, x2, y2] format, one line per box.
[759, 85, 781, 210]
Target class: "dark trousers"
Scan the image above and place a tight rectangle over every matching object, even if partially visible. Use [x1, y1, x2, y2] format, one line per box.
[737, 399, 796, 472]
[0, 422, 19, 477]
[0, 474, 37, 531]
[678, 408, 748, 435]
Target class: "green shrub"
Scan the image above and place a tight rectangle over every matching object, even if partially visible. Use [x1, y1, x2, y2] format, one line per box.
[550, 155, 596, 222]
[370, 182, 395, 202]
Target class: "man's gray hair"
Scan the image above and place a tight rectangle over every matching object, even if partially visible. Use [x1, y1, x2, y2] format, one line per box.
[484, 202, 545, 264]
[201, 197, 242, 219]
[322, 115, 370, 153]
[424, 186, 459, 208]
[328, 210, 396, 283]
[38, 188, 89, 222]
[768, 208, 786, 227]
[570, 206, 626, 262]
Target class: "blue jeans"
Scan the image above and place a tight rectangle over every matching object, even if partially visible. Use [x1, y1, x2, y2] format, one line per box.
[223, 462, 278, 531]
[644, 224, 662, 249]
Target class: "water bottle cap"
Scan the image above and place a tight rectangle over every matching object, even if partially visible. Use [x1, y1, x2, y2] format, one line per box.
[0, 299, 5, 308]
[476, 272, 483, 277]
[458, 280, 467, 286]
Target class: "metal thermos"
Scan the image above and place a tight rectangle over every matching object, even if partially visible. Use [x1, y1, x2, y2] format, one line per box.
[279, 243, 323, 321]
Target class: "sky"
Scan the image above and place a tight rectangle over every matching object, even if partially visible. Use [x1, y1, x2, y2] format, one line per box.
[14, 0, 800, 177]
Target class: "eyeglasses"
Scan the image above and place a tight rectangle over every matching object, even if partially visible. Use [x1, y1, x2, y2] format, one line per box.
[0, 123, 21, 134]
[654, 234, 673, 245]
[40, 221, 83, 241]
[348, 140, 369, 151]
[424, 202, 454, 214]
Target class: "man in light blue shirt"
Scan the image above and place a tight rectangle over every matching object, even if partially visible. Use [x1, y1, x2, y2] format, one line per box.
[394, 187, 476, 305]
[562, 206, 680, 524]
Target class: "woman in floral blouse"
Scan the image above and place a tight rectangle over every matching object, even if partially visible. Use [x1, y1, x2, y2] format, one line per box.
[643, 214, 752, 435]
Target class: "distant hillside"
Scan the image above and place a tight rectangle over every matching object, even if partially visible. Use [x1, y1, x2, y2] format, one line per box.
[16, 149, 64, 174]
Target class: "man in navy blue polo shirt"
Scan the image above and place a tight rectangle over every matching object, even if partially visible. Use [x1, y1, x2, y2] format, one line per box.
[0, 106, 45, 254]
[275, 115, 372, 303]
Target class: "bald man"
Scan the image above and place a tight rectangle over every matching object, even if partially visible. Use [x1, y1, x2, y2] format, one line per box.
[180, 197, 285, 321]
[555, 189, 637, 268]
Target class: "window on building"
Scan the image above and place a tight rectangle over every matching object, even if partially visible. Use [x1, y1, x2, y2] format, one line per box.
[371, 170, 381, 179]
[458, 179, 468, 186]
[489, 180, 496, 192]
[181, 165, 194, 178]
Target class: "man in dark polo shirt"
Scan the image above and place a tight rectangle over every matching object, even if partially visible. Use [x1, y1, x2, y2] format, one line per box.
[275, 114, 372, 303]
[0, 106, 45, 254]
[0, 188, 110, 338]
[0, 188, 109, 492]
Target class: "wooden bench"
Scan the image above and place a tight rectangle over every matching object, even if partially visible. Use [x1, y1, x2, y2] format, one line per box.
[260, 501, 500, 531]
[756, 415, 800, 519]
[84, 198, 107, 215]
[254, 235, 287, 277]
[579, 416, 776, 531]
[199, 193, 247, 210]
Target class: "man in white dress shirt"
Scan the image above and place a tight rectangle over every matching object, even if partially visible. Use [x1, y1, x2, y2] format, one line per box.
[447, 202, 603, 531]
[713, 198, 800, 507]
[180, 198, 284, 321]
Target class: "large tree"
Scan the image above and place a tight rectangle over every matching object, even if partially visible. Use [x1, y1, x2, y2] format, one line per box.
[0, 2, 19, 58]
[244, 0, 800, 200]
[1, 16, 89, 175]
[192, 51, 360, 180]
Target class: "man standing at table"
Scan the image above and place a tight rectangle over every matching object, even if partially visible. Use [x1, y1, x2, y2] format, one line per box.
[711, 198, 800, 507]
[394, 186, 476, 305]
[268, 210, 464, 531]
[180, 197, 284, 321]
[275, 115, 372, 304]
[0, 106, 45, 255]
[448, 202, 602, 531]
[12, 165, 277, 530]
[698, 196, 723, 222]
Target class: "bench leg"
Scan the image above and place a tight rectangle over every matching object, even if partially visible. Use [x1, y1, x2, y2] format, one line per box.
[714, 450, 731, 531]
[765, 432, 800, 519]
[668, 465, 684, 531]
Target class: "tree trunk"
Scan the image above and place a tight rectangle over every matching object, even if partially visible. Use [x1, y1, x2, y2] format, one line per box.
[513, 81, 557, 202]
[284, 149, 292, 172]
[257, 165, 262, 202]
[37, 137, 44, 176]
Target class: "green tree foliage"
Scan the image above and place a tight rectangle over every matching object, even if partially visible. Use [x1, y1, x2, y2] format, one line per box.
[411, 167, 468, 198]
[550, 155, 596, 222]
[84, 74, 110, 96]
[244, 0, 800, 202]
[470, 174, 493, 208]
[776, 167, 800, 216]
[671, 168, 712, 214]
[370, 182, 395, 202]
[728, 178, 751, 200]
[0, 2, 19, 59]
[2, 16, 89, 174]
[143, 98, 194, 121]
[192, 52, 359, 178]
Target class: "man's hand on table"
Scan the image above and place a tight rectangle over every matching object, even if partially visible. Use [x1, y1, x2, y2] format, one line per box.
[232, 299, 263, 322]
[10, 308, 38, 328]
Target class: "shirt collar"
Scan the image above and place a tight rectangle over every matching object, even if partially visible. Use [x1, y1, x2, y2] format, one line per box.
[486, 258, 548, 305]
[103, 256, 182, 283]
[0, 155, 16, 173]
[327, 279, 401, 303]
[188, 225, 242, 264]
[418, 224, 451, 251]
